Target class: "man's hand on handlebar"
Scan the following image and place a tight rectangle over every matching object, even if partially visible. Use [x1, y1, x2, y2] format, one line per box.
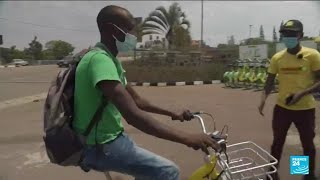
[183, 133, 220, 155]
[171, 109, 193, 122]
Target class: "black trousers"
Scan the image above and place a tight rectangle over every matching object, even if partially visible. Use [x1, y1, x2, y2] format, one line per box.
[271, 104, 316, 176]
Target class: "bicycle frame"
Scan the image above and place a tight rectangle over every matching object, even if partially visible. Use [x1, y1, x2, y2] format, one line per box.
[189, 113, 278, 180]
[103, 112, 278, 180]
[189, 114, 231, 180]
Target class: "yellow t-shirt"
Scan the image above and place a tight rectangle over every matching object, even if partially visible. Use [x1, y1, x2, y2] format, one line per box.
[268, 46, 320, 110]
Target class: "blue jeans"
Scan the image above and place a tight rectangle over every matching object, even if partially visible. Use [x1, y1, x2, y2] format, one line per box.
[81, 133, 180, 180]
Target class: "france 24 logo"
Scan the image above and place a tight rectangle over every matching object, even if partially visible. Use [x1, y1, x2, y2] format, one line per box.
[290, 156, 309, 175]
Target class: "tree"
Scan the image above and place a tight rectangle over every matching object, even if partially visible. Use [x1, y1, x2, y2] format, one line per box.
[45, 40, 75, 60]
[279, 20, 284, 41]
[41, 49, 55, 60]
[171, 25, 191, 49]
[259, 25, 265, 40]
[217, 44, 228, 48]
[142, 2, 191, 49]
[273, 26, 278, 42]
[0, 47, 12, 64]
[10, 46, 26, 60]
[228, 35, 235, 45]
[25, 36, 43, 60]
[301, 36, 314, 41]
[133, 17, 143, 42]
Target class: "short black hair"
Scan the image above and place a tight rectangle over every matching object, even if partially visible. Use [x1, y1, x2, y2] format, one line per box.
[96, 5, 133, 33]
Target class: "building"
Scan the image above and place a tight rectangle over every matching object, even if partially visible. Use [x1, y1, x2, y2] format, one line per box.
[204, 46, 239, 63]
[134, 17, 143, 25]
[136, 34, 168, 49]
[191, 40, 208, 48]
[191, 40, 201, 48]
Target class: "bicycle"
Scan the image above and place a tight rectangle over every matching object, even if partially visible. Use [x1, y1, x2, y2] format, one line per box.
[102, 111, 278, 180]
[188, 111, 278, 180]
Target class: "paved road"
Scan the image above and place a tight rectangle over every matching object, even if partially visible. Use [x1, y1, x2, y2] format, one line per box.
[0, 65, 319, 180]
[0, 65, 57, 101]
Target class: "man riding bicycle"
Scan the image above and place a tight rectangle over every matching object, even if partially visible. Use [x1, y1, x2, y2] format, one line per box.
[72, 5, 219, 180]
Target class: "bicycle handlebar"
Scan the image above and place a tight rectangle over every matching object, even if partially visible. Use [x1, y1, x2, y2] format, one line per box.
[191, 113, 207, 134]
[190, 112, 229, 155]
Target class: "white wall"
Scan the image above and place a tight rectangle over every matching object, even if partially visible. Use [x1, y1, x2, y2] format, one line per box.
[137, 34, 167, 49]
[239, 44, 268, 60]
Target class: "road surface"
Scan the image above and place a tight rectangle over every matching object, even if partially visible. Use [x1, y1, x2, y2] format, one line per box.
[0, 65, 319, 180]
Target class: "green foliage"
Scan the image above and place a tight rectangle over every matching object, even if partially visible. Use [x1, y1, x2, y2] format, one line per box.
[45, 40, 75, 60]
[259, 25, 265, 40]
[25, 36, 43, 60]
[142, 2, 191, 49]
[123, 61, 226, 82]
[0, 47, 12, 64]
[228, 35, 236, 45]
[0, 39, 75, 64]
[273, 26, 278, 42]
[41, 49, 55, 60]
[171, 25, 191, 49]
[301, 36, 314, 41]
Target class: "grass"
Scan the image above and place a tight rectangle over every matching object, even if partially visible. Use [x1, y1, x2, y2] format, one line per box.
[122, 61, 227, 82]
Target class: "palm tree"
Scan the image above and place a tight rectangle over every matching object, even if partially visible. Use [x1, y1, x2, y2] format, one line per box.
[142, 2, 191, 49]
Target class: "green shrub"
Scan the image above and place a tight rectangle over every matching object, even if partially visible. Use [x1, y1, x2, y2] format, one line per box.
[122, 61, 227, 82]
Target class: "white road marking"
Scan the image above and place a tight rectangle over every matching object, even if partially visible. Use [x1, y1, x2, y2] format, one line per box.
[0, 93, 47, 110]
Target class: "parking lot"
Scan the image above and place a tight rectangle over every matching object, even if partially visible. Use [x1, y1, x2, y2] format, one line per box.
[0, 65, 319, 180]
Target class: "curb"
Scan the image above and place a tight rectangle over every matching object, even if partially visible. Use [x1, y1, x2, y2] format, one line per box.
[0, 65, 18, 68]
[129, 80, 221, 87]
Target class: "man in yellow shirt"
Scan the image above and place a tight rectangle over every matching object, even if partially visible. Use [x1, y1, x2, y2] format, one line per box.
[259, 20, 320, 180]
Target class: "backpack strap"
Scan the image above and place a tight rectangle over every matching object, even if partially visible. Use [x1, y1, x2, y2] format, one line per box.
[81, 47, 110, 138]
[83, 99, 108, 136]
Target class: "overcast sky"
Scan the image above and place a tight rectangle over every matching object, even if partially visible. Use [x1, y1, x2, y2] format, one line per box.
[0, 1, 320, 53]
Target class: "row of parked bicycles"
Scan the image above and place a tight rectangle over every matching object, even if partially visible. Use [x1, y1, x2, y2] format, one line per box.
[222, 58, 320, 100]
[222, 58, 278, 92]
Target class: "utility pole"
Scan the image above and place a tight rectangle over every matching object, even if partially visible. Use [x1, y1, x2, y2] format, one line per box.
[0, 35, 2, 65]
[200, 0, 204, 61]
[201, 0, 204, 48]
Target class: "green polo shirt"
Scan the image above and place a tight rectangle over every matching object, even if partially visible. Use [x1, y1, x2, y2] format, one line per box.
[73, 42, 127, 145]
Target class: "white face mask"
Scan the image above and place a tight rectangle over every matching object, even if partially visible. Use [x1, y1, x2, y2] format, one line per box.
[112, 24, 137, 52]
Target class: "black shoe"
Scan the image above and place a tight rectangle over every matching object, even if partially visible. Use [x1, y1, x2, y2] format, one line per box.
[266, 173, 279, 180]
[303, 174, 318, 180]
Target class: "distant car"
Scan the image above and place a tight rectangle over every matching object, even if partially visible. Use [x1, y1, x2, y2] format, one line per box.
[57, 56, 75, 68]
[12, 59, 29, 66]
[57, 49, 89, 68]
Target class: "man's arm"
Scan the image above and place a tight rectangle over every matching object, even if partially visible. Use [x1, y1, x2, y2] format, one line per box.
[263, 73, 277, 99]
[297, 70, 320, 96]
[125, 84, 175, 117]
[87, 54, 218, 152]
[98, 80, 190, 143]
[258, 73, 276, 115]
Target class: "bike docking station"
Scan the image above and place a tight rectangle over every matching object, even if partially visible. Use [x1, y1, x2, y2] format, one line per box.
[222, 58, 279, 94]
